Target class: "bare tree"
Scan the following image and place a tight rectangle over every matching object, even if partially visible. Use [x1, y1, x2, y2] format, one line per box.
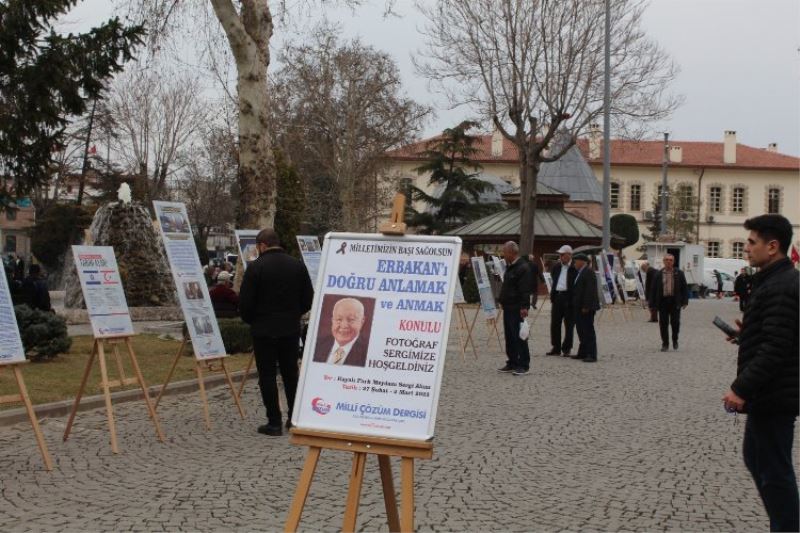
[272, 28, 430, 231]
[417, 0, 680, 253]
[105, 65, 208, 204]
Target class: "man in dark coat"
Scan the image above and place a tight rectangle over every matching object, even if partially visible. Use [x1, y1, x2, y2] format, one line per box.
[713, 269, 724, 298]
[547, 245, 577, 356]
[650, 254, 689, 351]
[312, 297, 369, 367]
[209, 271, 239, 318]
[733, 267, 751, 312]
[527, 254, 545, 309]
[21, 264, 51, 312]
[570, 253, 600, 362]
[497, 241, 532, 375]
[642, 261, 658, 322]
[239, 228, 314, 436]
[722, 214, 798, 532]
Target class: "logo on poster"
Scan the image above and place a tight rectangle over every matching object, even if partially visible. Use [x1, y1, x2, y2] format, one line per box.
[311, 397, 331, 415]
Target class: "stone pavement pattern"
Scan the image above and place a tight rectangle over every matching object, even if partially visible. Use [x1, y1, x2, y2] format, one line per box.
[1, 299, 796, 531]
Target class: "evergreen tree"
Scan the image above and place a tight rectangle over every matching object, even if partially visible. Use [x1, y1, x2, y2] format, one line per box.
[274, 150, 306, 258]
[0, 1, 143, 205]
[407, 121, 502, 234]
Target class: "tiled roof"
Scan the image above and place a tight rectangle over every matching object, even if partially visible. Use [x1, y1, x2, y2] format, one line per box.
[386, 135, 800, 171]
[446, 207, 604, 240]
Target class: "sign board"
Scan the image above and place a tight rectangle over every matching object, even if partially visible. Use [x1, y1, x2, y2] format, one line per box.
[453, 280, 466, 305]
[153, 201, 227, 359]
[635, 275, 647, 301]
[0, 270, 26, 365]
[292, 233, 462, 441]
[597, 270, 613, 305]
[72, 246, 134, 338]
[491, 256, 506, 281]
[543, 272, 553, 294]
[471, 257, 497, 320]
[234, 229, 259, 270]
[296, 235, 323, 286]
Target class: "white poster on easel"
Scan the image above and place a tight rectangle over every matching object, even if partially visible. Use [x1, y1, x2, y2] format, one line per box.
[453, 280, 466, 305]
[0, 269, 26, 365]
[471, 257, 497, 319]
[296, 235, 323, 286]
[234, 229, 259, 270]
[72, 246, 134, 338]
[153, 201, 227, 360]
[543, 272, 553, 294]
[292, 233, 462, 441]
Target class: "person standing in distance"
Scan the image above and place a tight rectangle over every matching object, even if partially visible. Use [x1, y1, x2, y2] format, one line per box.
[733, 267, 751, 312]
[547, 245, 576, 356]
[239, 229, 314, 436]
[497, 241, 533, 376]
[650, 254, 688, 351]
[722, 214, 798, 532]
[570, 253, 600, 362]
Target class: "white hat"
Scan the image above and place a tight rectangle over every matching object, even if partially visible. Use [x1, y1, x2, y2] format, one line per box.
[557, 245, 573, 254]
[217, 271, 232, 282]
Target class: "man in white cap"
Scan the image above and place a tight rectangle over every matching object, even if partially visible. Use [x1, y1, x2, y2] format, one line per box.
[547, 244, 577, 356]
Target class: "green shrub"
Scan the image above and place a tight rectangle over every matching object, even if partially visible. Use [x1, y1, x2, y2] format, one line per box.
[217, 318, 252, 355]
[14, 305, 71, 361]
[462, 264, 480, 304]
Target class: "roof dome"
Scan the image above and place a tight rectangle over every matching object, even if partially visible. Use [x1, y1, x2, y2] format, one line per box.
[538, 131, 603, 202]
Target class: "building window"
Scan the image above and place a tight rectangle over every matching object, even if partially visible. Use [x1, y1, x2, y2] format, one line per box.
[677, 184, 694, 211]
[629, 184, 641, 211]
[5, 209, 16, 221]
[709, 186, 722, 213]
[731, 241, 745, 259]
[768, 187, 781, 214]
[732, 186, 745, 214]
[707, 241, 720, 258]
[4, 235, 16, 253]
[610, 182, 620, 209]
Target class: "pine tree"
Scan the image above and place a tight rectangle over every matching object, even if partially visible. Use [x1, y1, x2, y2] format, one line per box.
[0, 1, 143, 205]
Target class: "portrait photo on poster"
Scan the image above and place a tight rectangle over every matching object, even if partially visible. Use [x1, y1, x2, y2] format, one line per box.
[312, 294, 376, 368]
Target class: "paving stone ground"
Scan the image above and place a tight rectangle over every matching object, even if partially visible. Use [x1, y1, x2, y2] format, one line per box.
[1, 298, 797, 532]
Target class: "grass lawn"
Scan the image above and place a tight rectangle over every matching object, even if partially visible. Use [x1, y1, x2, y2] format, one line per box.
[0, 335, 253, 409]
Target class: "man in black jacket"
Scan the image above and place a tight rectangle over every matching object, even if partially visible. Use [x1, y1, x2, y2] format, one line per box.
[642, 261, 658, 322]
[570, 253, 600, 362]
[239, 229, 314, 436]
[547, 245, 577, 356]
[722, 214, 798, 532]
[650, 254, 689, 351]
[497, 241, 532, 376]
[733, 267, 751, 312]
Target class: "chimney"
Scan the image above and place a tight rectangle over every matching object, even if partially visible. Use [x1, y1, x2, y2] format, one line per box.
[723, 130, 737, 164]
[669, 145, 683, 163]
[767, 142, 778, 152]
[589, 123, 601, 159]
[491, 127, 503, 157]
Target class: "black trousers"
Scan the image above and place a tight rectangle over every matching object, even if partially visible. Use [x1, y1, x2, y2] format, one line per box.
[502, 305, 530, 370]
[743, 413, 799, 532]
[253, 335, 299, 426]
[738, 295, 749, 312]
[550, 292, 574, 352]
[658, 297, 681, 345]
[575, 310, 597, 359]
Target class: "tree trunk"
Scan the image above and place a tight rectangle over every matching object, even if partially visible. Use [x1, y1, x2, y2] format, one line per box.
[76, 99, 97, 206]
[518, 146, 539, 256]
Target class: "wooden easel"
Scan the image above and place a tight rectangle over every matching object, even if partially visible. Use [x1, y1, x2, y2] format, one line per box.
[236, 352, 256, 401]
[63, 336, 164, 454]
[453, 303, 479, 360]
[154, 337, 245, 430]
[486, 307, 503, 350]
[0, 362, 53, 470]
[285, 429, 433, 532]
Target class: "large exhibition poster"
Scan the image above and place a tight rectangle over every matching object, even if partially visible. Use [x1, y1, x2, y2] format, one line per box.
[292, 233, 462, 441]
[296, 235, 322, 286]
[0, 266, 26, 365]
[234, 229, 259, 270]
[471, 256, 497, 320]
[153, 201, 227, 359]
[72, 246, 134, 338]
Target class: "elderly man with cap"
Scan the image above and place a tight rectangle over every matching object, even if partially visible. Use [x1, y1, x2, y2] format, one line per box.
[209, 270, 239, 319]
[547, 244, 577, 356]
[497, 241, 533, 375]
[571, 253, 600, 362]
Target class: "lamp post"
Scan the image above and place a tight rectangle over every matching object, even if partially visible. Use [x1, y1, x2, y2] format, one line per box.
[601, 0, 611, 251]
[659, 132, 669, 235]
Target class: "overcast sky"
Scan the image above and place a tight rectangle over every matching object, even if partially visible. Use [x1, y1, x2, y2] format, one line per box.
[62, 0, 800, 155]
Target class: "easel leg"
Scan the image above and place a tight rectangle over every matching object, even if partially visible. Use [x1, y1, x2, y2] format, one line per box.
[454, 308, 467, 362]
[236, 352, 255, 401]
[63, 339, 98, 442]
[378, 455, 401, 532]
[466, 307, 479, 359]
[13, 366, 53, 471]
[342, 452, 368, 533]
[125, 338, 165, 442]
[195, 361, 211, 430]
[284, 446, 322, 532]
[112, 342, 126, 384]
[96, 341, 120, 454]
[155, 339, 185, 410]
[400, 457, 415, 532]
[220, 359, 246, 419]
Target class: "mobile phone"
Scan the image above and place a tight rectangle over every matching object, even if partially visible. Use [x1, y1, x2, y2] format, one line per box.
[713, 316, 739, 343]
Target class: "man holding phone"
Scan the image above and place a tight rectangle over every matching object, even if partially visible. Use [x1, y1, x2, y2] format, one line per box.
[722, 214, 798, 532]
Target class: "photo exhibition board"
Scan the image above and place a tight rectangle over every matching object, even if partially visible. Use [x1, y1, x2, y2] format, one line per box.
[72, 245, 135, 338]
[0, 260, 26, 365]
[153, 201, 227, 359]
[292, 233, 462, 441]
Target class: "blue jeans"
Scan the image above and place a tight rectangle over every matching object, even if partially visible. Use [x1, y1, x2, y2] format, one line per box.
[502, 306, 530, 370]
[743, 413, 799, 531]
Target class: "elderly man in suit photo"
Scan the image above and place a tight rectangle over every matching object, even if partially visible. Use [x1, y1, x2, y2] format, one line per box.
[313, 297, 371, 367]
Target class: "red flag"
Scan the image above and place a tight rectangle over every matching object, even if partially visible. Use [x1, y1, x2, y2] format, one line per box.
[791, 245, 799, 265]
[87, 145, 97, 155]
